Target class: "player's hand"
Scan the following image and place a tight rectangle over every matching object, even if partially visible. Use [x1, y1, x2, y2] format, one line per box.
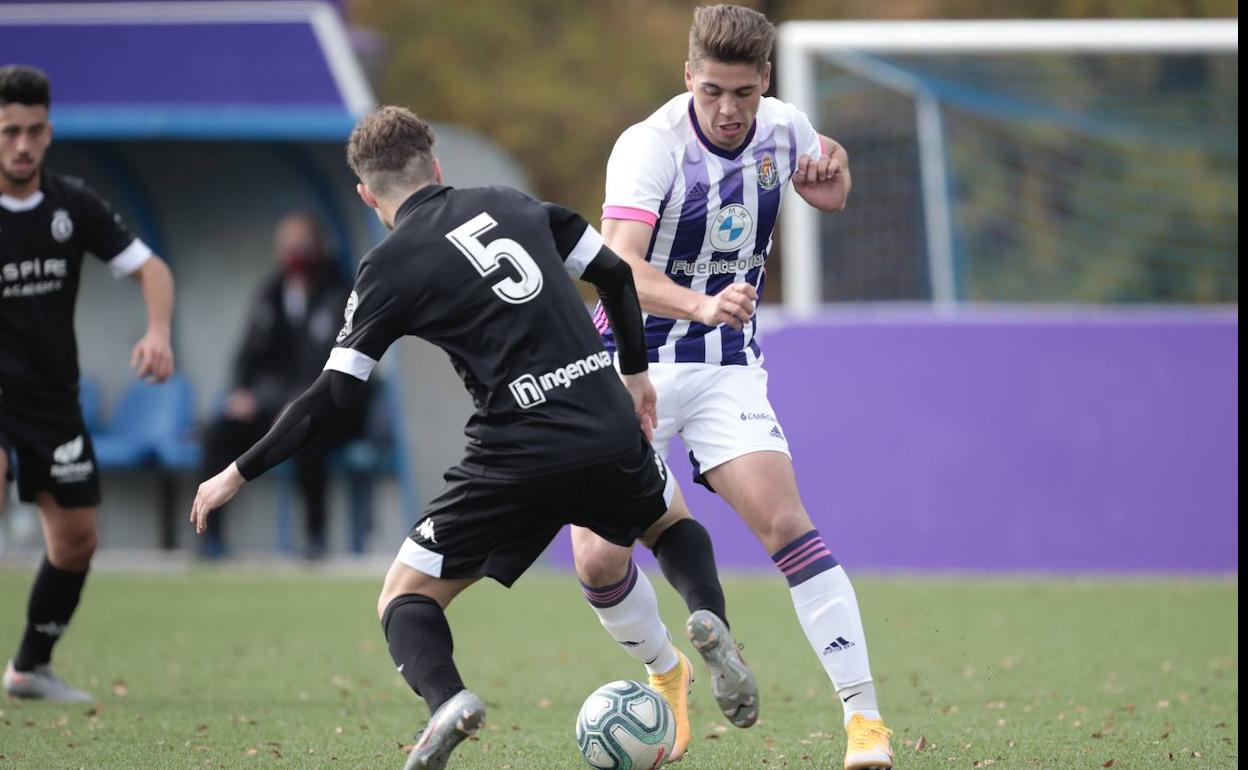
[793, 151, 850, 211]
[620, 371, 658, 442]
[130, 328, 174, 383]
[696, 282, 757, 331]
[190, 462, 246, 534]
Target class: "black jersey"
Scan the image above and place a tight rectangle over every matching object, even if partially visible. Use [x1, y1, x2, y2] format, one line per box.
[329, 184, 642, 475]
[0, 170, 150, 413]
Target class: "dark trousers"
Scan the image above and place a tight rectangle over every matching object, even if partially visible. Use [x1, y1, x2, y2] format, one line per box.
[200, 414, 334, 551]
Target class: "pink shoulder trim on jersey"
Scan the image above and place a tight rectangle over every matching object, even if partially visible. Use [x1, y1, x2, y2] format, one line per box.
[601, 205, 658, 226]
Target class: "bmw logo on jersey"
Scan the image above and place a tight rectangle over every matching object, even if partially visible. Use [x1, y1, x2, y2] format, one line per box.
[709, 204, 754, 252]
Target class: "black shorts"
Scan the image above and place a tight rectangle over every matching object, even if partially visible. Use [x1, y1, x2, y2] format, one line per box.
[397, 437, 673, 587]
[0, 406, 101, 508]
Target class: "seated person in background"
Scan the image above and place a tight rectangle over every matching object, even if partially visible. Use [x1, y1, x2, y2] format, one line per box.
[198, 211, 369, 559]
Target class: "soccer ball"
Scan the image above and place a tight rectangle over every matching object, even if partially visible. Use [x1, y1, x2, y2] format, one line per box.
[575, 680, 675, 770]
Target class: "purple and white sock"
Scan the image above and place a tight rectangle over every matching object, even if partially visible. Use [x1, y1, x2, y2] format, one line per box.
[582, 560, 678, 675]
[773, 530, 880, 722]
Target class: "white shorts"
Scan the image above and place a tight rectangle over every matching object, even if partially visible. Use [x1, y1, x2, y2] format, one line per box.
[648, 362, 791, 487]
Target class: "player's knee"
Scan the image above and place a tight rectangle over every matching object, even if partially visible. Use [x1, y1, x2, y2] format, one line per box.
[573, 540, 631, 588]
[755, 506, 815, 555]
[49, 527, 97, 570]
[638, 505, 692, 550]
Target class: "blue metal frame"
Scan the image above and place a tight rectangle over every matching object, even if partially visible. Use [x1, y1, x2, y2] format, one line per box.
[52, 107, 358, 142]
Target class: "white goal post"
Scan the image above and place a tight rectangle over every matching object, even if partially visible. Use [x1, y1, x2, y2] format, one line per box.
[776, 19, 1239, 314]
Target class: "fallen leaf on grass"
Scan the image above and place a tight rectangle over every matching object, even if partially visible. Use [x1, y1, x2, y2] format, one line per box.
[915, 736, 928, 752]
[536, 698, 552, 709]
[1102, 760, 1115, 768]
[398, 743, 414, 755]
[111, 682, 128, 697]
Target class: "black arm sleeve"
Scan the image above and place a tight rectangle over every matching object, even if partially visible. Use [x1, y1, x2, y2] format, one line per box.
[235, 370, 367, 480]
[581, 247, 648, 375]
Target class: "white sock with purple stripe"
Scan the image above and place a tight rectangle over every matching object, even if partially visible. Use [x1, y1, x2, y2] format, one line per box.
[581, 559, 679, 676]
[773, 530, 881, 724]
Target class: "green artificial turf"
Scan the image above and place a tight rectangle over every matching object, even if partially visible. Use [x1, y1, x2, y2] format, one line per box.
[0, 567, 1237, 769]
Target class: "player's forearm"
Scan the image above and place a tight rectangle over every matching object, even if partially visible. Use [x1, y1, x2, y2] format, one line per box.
[616, 253, 705, 321]
[583, 254, 648, 374]
[134, 256, 175, 336]
[235, 370, 365, 480]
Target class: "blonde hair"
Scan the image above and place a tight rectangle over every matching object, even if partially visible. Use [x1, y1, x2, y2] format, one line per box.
[688, 4, 775, 72]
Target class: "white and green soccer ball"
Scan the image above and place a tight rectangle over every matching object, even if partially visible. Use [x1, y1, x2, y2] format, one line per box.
[575, 680, 675, 770]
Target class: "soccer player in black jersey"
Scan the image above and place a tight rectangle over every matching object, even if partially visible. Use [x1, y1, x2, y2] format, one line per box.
[1, 65, 176, 701]
[190, 106, 694, 769]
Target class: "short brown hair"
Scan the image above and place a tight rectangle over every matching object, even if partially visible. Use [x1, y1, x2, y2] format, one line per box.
[346, 106, 437, 196]
[688, 4, 775, 71]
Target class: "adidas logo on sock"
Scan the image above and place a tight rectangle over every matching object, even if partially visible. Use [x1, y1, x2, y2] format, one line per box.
[821, 636, 855, 655]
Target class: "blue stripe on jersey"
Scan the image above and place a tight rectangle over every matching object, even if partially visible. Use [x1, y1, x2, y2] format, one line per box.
[646, 144, 710, 356]
[752, 126, 782, 260]
[706, 151, 749, 363]
[676, 150, 745, 361]
[722, 338, 763, 366]
[735, 128, 781, 360]
[787, 120, 798, 176]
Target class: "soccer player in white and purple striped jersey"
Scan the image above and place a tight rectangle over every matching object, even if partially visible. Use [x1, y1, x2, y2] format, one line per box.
[572, 6, 894, 769]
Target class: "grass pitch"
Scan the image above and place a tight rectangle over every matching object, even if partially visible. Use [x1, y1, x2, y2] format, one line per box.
[0, 566, 1237, 769]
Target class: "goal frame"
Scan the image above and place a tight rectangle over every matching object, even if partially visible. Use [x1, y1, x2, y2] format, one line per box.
[776, 19, 1239, 314]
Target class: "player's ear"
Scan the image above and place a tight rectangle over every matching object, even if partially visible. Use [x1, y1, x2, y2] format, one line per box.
[356, 182, 379, 210]
[684, 61, 694, 91]
[432, 157, 444, 185]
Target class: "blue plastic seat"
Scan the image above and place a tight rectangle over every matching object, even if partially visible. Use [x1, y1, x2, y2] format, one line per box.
[92, 374, 198, 469]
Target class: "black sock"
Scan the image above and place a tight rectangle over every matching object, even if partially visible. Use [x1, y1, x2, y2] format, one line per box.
[381, 594, 465, 716]
[13, 555, 88, 672]
[651, 518, 729, 628]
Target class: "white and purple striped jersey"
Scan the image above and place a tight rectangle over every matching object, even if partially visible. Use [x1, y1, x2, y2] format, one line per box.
[594, 94, 821, 366]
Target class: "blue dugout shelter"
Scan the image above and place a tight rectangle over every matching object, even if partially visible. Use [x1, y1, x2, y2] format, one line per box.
[1, 1, 422, 553]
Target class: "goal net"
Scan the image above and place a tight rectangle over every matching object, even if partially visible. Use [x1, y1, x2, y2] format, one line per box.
[776, 20, 1238, 310]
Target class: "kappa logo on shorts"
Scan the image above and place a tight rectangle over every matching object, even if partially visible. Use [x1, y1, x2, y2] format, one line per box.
[50, 435, 94, 484]
[416, 518, 437, 544]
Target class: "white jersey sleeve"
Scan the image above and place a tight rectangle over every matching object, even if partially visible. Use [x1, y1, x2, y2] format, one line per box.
[786, 102, 823, 166]
[603, 125, 676, 226]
